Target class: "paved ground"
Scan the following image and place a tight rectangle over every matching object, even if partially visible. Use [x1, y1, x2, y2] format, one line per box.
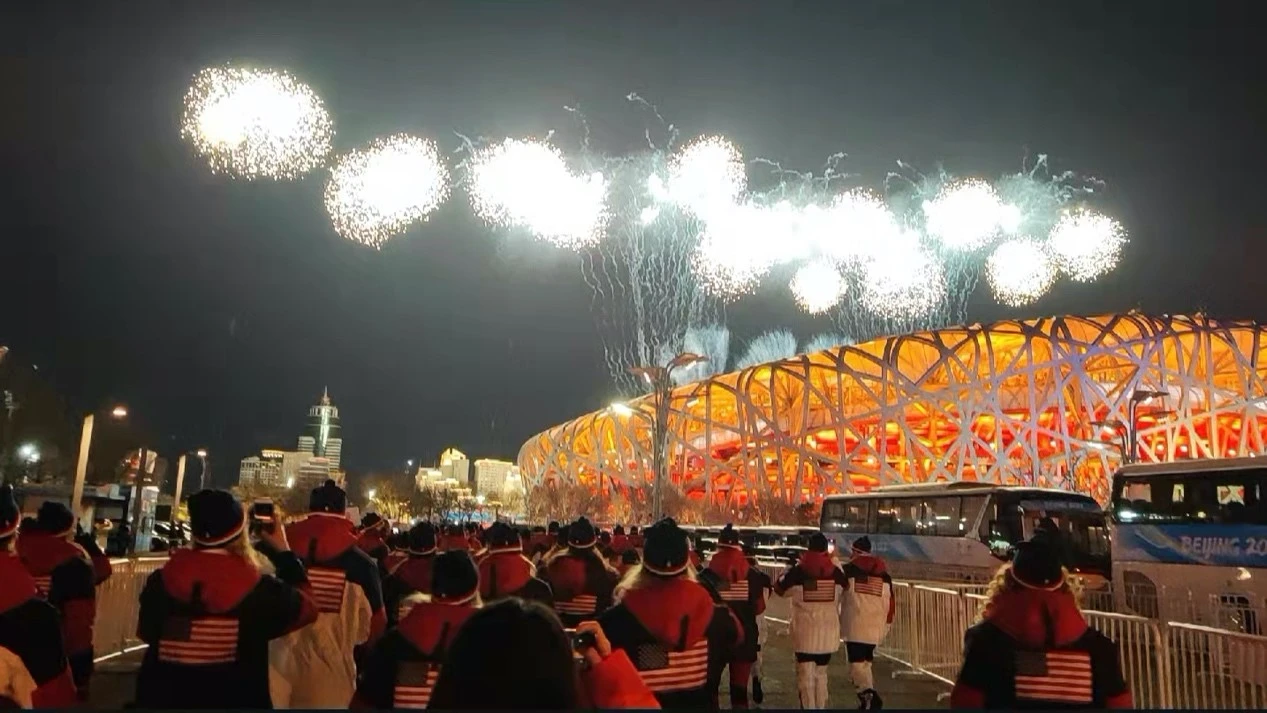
[88, 631, 949, 709]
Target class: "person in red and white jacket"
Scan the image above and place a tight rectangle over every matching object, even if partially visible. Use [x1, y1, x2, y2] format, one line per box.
[356, 513, 391, 575]
[838, 537, 895, 710]
[16, 502, 101, 700]
[951, 533, 1132, 710]
[478, 522, 552, 606]
[280, 480, 386, 708]
[706, 525, 768, 709]
[774, 532, 851, 709]
[540, 517, 619, 628]
[134, 488, 319, 709]
[352, 551, 482, 709]
[383, 522, 438, 625]
[0, 486, 78, 708]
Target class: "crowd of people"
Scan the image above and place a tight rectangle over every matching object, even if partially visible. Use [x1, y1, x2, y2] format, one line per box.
[0, 480, 1133, 710]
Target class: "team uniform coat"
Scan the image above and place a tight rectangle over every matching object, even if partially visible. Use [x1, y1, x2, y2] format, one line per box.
[540, 550, 618, 628]
[775, 551, 851, 655]
[352, 598, 477, 709]
[383, 552, 436, 625]
[951, 586, 1132, 709]
[17, 531, 100, 692]
[599, 577, 742, 709]
[356, 529, 391, 575]
[133, 546, 319, 709]
[478, 547, 553, 605]
[706, 546, 767, 663]
[280, 513, 386, 708]
[0, 554, 77, 707]
[839, 553, 895, 646]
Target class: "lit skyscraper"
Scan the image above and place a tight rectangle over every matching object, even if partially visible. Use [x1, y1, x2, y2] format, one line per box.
[297, 387, 343, 470]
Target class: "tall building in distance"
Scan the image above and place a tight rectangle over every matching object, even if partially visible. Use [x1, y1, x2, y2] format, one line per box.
[239, 449, 286, 489]
[473, 459, 515, 497]
[297, 387, 342, 471]
[438, 448, 469, 488]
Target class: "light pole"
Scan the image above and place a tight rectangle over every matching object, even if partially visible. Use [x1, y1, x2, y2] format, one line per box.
[1090, 420, 1130, 462]
[1091, 389, 1169, 465]
[172, 448, 208, 525]
[628, 352, 709, 523]
[70, 405, 129, 521]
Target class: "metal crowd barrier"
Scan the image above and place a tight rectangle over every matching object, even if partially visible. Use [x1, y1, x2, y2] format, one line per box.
[93, 556, 167, 663]
[843, 581, 1267, 709]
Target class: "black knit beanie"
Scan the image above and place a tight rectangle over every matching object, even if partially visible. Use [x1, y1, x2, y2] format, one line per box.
[432, 550, 479, 603]
[188, 489, 246, 548]
[1011, 533, 1064, 589]
[718, 523, 740, 547]
[642, 518, 690, 577]
[852, 535, 872, 554]
[36, 501, 76, 537]
[567, 517, 597, 549]
[408, 521, 438, 555]
[309, 480, 347, 513]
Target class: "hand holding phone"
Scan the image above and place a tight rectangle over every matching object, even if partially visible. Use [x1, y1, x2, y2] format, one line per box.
[250, 499, 277, 535]
[572, 621, 611, 666]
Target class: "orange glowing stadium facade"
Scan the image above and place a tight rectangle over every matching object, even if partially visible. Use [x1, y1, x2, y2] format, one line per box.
[518, 313, 1267, 505]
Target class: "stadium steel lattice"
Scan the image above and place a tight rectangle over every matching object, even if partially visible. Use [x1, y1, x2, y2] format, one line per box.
[518, 313, 1267, 505]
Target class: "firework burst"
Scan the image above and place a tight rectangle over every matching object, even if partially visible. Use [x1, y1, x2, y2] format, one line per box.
[181, 66, 333, 180]
[790, 261, 848, 314]
[986, 238, 1057, 307]
[666, 135, 746, 217]
[467, 138, 608, 251]
[1046, 208, 1127, 282]
[323, 134, 450, 248]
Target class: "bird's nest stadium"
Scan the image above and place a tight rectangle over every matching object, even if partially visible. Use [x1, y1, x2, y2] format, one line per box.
[517, 313, 1267, 505]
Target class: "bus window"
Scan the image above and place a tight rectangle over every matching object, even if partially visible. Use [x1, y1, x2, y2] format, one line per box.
[892, 500, 921, 535]
[960, 495, 987, 535]
[923, 496, 960, 536]
[875, 499, 896, 533]
[821, 499, 873, 532]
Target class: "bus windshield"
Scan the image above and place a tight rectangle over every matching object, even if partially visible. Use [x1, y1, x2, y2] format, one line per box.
[1000, 493, 1111, 575]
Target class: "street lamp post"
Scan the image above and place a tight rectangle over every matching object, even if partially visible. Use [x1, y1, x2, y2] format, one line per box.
[628, 352, 708, 523]
[70, 405, 129, 522]
[173, 448, 208, 526]
[1091, 389, 1169, 465]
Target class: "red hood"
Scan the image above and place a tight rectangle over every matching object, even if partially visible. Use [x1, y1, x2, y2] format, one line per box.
[0, 554, 37, 613]
[545, 554, 590, 599]
[798, 551, 836, 578]
[398, 600, 477, 656]
[287, 513, 357, 563]
[397, 555, 435, 594]
[17, 532, 89, 576]
[160, 549, 262, 614]
[848, 552, 887, 576]
[611, 534, 629, 552]
[708, 545, 750, 583]
[356, 530, 387, 552]
[441, 534, 469, 552]
[984, 586, 1088, 648]
[480, 550, 534, 597]
[621, 577, 715, 649]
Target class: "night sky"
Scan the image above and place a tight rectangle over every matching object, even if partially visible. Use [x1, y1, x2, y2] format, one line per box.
[3, 1, 1265, 485]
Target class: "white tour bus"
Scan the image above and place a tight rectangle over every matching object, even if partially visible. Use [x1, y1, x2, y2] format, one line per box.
[820, 482, 1112, 587]
[1109, 457, 1266, 635]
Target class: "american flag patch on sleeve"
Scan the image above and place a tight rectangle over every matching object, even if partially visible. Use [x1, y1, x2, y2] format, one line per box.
[802, 578, 837, 603]
[158, 616, 239, 665]
[554, 594, 598, 615]
[32, 575, 51, 597]
[718, 582, 749, 602]
[307, 566, 347, 613]
[393, 661, 440, 709]
[632, 639, 709, 692]
[853, 576, 884, 597]
[1015, 650, 1094, 703]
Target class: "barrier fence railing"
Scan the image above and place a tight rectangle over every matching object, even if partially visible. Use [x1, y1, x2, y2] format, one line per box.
[92, 557, 167, 664]
[93, 559, 1266, 708]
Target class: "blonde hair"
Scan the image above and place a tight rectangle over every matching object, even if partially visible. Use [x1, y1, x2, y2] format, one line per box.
[613, 562, 697, 602]
[978, 562, 1083, 622]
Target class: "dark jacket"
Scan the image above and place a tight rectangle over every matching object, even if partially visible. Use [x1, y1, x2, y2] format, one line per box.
[351, 599, 477, 709]
[540, 549, 619, 628]
[599, 577, 741, 709]
[384, 552, 436, 626]
[0, 553, 77, 707]
[950, 586, 1132, 709]
[134, 546, 319, 709]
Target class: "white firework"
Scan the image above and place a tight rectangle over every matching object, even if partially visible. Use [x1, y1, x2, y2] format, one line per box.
[324, 134, 450, 248]
[985, 239, 1057, 307]
[812, 190, 904, 265]
[666, 135, 746, 217]
[468, 138, 608, 251]
[790, 262, 848, 314]
[858, 232, 947, 319]
[1046, 208, 1127, 282]
[181, 65, 333, 180]
[692, 201, 783, 299]
[922, 179, 1009, 251]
